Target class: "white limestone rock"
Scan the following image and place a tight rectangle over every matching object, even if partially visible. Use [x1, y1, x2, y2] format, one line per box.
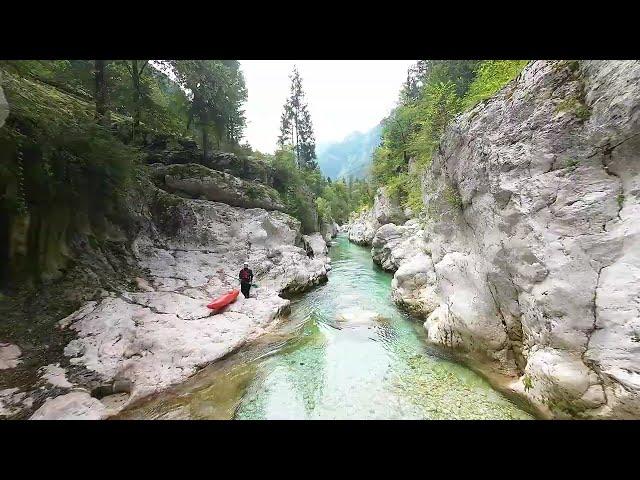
[347, 208, 380, 246]
[39, 364, 74, 389]
[0, 342, 22, 370]
[384, 60, 640, 418]
[47, 193, 330, 417]
[30, 391, 108, 420]
[372, 187, 407, 225]
[371, 220, 427, 272]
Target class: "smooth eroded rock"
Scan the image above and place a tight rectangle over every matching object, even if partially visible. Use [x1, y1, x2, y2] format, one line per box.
[30, 391, 108, 420]
[384, 60, 640, 418]
[0, 343, 22, 370]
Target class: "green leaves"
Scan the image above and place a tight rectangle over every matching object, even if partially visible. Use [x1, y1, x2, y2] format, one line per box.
[369, 60, 529, 217]
[170, 60, 248, 148]
[278, 66, 317, 170]
[462, 60, 529, 109]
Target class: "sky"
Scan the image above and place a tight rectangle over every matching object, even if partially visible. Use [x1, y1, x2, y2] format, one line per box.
[240, 60, 415, 154]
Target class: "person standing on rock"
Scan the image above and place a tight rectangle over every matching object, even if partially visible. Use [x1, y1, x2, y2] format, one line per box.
[239, 262, 254, 298]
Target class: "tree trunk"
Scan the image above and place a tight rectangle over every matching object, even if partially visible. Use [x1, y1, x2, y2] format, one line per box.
[294, 110, 300, 168]
[94, 60, 110, 127]
[0, 207, 9, 290]
[131, 60, 141, 141]
[202, 127, 208, 160]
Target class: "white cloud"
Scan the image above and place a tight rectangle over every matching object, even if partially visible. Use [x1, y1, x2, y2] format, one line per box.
[240, 60, 415, 154]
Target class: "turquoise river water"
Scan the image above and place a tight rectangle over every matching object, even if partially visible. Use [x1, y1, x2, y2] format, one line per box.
[118, 235, 533, 420]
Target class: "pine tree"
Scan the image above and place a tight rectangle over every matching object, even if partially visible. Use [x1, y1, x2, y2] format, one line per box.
[278, 66, 317, 169]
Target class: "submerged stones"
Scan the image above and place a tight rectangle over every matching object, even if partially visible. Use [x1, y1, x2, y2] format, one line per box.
[336, 308, 385, 325]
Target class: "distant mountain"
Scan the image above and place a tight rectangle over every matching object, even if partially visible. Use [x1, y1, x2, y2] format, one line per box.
[316, 124, 382, 180]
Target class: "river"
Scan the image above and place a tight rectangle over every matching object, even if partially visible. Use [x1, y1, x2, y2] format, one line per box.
[117, 235, 533, 420]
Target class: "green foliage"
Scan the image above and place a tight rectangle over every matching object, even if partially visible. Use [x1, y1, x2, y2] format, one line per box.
[0, 59, 249, 287]
[444, 184, 463, 210]
[267, 147, 373, 227]
[315, 197, 332, 223]
[463, 60, 529, 109]
[366, 60, 530, 220]
[372, 66, 467, 212]
[268, 148, 317, 232]
[0, 67, 141, 284]
[564, 157, 580, 169]
[401, 61, 479, 103]
[170, 60, 248, 153]
[319, 177, 374, 224]
[245, 185, 259, 200]
[406, 176, 424, 214]
[556, 96, 591, 121]
[1, 68, 137, 213]
[278, 66, 317, 170]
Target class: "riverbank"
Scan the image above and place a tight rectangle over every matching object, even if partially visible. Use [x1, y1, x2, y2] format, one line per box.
[116, 235, 533, 420]
[1, 175, 335, 420]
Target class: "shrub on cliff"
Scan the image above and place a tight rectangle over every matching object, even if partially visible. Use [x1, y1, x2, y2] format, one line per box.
[371, 60, 530, 215]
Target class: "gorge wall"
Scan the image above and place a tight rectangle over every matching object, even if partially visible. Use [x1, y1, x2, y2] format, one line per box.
[349, 60, 640, 419]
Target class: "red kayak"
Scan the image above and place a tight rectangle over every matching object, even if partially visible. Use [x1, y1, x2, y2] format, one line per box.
[207, 289, 240, 311]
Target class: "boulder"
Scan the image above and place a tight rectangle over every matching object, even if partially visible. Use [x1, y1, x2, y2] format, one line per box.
[30, 391, 108, 420]
[347, 208, 379, 246]
[372, 187, 407, 225]
[0, 343, 21, 370]
[151, 163, 285, 212]
[320, 221, 339, 242]
[207, 151, 274, 185]
[371, 220, 427, 271]
[143, 138, 275, 185]
[347, 188, 406, 246]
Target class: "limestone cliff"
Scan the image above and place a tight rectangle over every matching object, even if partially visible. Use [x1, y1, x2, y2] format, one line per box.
[354, 60, 640, 419]
[347, 188, 406, 246]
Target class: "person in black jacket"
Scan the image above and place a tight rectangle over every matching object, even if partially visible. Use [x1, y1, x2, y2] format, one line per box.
[239, 262, 254, 298]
